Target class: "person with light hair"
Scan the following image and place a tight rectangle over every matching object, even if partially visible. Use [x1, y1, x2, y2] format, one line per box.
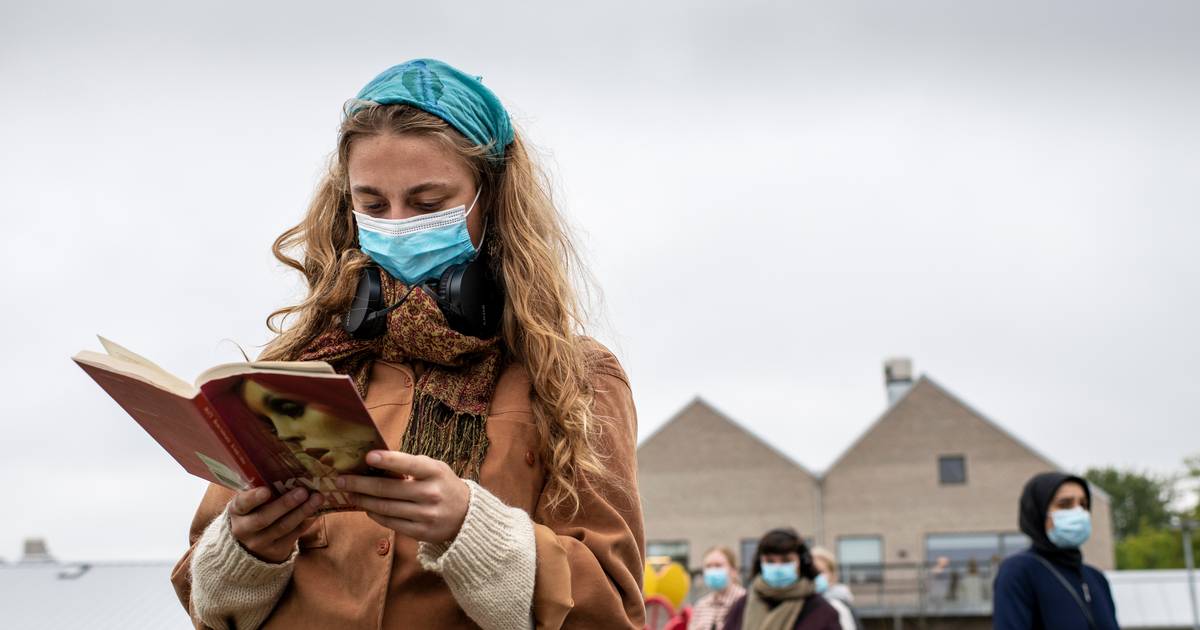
[689, 546, 747, 630]
[809, 546, 859, 630]
[168, 58, 645, 630]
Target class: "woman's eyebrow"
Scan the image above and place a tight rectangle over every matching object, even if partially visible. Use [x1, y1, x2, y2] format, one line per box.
[350, 185, 384, 196]
[406, 182, 454, 195]
[350, 183, 455, 196]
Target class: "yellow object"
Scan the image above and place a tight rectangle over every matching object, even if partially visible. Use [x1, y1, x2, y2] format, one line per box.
[643, 561, 690, 609]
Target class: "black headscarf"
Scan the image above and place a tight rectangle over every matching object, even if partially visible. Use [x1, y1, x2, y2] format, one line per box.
[1018, 471, 1092, 571]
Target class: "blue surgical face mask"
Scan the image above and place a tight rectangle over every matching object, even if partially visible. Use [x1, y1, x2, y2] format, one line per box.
[703, 567, 729, 591]
[813, 573, 829, 594]
[760, 561, 799, 589]
[1047, 507, 1092, 549]
[353, 188, 482, 285]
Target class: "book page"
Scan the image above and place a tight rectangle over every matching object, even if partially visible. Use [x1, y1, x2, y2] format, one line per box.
[196, 360, 336, 386]
[73, 350, 198, 398]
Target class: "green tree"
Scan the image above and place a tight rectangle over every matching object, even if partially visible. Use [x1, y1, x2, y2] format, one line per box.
[1116, 525, 1200, 570]
[1084, 467, 1176, 540]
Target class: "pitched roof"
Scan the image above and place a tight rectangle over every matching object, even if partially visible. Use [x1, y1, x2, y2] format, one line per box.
[820, 375, 1111, 500]
[637, 396, 819, 479]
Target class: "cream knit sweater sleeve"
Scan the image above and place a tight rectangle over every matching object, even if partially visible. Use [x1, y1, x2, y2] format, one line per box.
[417, 480, 537, 630]
[189, 506, 297, 630]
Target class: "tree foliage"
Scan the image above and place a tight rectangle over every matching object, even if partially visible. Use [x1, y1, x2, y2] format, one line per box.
[1083, 467, 1175, 540]
[1087, 456, 1200, 570]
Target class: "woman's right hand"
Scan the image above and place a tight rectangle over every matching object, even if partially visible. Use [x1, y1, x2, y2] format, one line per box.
[228, 486, 325, 563]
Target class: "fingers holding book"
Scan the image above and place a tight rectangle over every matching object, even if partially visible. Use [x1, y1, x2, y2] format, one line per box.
[336, 451, 470, 544]
[229, 486, 325, 563]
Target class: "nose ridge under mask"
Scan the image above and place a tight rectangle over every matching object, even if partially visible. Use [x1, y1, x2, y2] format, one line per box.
[760, 561, 799, 589]
[1047, 506, 1092, 549]
[354, 188, 482, 285]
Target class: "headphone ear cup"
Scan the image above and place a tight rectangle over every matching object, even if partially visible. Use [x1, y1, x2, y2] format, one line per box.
[436, 264, 458, 304]
[343, 266, 386, 339]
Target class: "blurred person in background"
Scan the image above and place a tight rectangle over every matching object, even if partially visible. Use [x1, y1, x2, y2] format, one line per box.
[722, 528, 840, 630]
[168, 58, 645, 630]
[926, 555, 956, 609]
[957, 558, 986, 607]
[993, 472, 1119, 630]
[809, 547, 860, 630]
[690, 546, 747, 630]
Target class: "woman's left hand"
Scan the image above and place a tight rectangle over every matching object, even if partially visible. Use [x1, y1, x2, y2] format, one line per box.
[336, 451, 470, 543]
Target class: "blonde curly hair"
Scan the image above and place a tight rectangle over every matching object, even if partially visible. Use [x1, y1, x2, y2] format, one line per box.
[259, 103, 603, 516]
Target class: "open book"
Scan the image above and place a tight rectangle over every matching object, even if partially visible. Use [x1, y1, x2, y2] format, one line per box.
[73, 337, 388, 513]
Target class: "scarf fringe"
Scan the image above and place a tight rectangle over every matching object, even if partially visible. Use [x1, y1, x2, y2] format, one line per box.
[401, 392, 490, 480]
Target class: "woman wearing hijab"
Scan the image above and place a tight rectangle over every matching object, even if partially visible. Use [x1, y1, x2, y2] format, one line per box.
[993, 472, 1120, 630]
[721, 528, 841, 630]
[168, 59, 645, 629]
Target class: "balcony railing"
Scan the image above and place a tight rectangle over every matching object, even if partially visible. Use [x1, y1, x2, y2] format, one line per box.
[838, 560, 997, 618]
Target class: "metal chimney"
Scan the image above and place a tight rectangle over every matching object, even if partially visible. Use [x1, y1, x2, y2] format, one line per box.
[19, 538, 55, 564]
[884, 358, 914, 405]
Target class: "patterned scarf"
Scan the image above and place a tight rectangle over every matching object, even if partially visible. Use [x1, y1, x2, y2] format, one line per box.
[296, 272, 502, 480]
[742, 576, 814, 630]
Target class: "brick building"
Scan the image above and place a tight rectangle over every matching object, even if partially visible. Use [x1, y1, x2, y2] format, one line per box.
[636, 359, 1115, 622]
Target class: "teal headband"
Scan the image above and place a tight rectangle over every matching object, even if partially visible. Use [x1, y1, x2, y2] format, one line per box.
[350, 59, 513, 160]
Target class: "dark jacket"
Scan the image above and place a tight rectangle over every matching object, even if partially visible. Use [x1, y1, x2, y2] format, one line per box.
[993, 472, 1121, 630]
[993, 549, 1118, 630]
[720, 592, 842, 630]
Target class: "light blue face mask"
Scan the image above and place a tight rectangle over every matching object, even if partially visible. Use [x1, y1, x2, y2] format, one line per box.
[760, 561, 799, 589]
[813, 573, 830, 594]
[703, 567, 729, 591]
[1047, 507, 1092, 549]
[353, 188, 481, 285]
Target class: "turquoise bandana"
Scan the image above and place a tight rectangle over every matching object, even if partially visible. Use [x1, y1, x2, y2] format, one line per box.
[350, 58, 513, 159]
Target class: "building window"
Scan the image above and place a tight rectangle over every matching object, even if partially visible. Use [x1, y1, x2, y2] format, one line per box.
[647, 540, 689, 569]
[925, 532, 1031, 570]
[837, 536, 884, 584]
[1000, 533, 1031, 557]
[740, 538, 759, 583]
[938, 455, 967, 485]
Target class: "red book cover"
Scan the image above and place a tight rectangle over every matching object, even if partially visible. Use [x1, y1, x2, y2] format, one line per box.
[73, 337, 388, 513]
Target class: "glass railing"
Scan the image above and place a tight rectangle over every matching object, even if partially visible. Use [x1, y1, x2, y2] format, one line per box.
[838, 560, 997, 618]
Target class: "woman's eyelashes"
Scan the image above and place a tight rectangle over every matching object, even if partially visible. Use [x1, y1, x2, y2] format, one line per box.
[412, 198, 446, 212]
[356, 198, 447, 214]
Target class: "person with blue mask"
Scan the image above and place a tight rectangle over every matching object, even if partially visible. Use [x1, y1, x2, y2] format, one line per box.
[809, 547, 860, 630]
[689, 546, 747, 630]
[721, 528, 841, 630]
[993, 472, 1120, 629]
[172, 58, 646, 630]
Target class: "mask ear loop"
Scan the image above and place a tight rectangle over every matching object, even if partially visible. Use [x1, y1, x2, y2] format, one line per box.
[464, 186, 488, 252]
[463, 186, 483, 218]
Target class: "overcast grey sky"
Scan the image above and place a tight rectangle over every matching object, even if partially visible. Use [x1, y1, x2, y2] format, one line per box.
[2, 0, 1198, 562]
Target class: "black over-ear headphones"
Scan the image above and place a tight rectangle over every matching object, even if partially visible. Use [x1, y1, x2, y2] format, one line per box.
[343, 247, 504, 340]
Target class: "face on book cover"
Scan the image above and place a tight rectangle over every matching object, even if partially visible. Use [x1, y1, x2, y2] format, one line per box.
[241, 379, 377, 474]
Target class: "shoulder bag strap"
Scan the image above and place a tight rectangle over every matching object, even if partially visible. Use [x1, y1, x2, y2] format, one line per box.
[1029, 553, 1097, 630]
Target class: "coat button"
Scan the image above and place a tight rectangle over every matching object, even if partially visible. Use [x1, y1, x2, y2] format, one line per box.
[376, 538, 391, 556]
[524, 451, 535, 467]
